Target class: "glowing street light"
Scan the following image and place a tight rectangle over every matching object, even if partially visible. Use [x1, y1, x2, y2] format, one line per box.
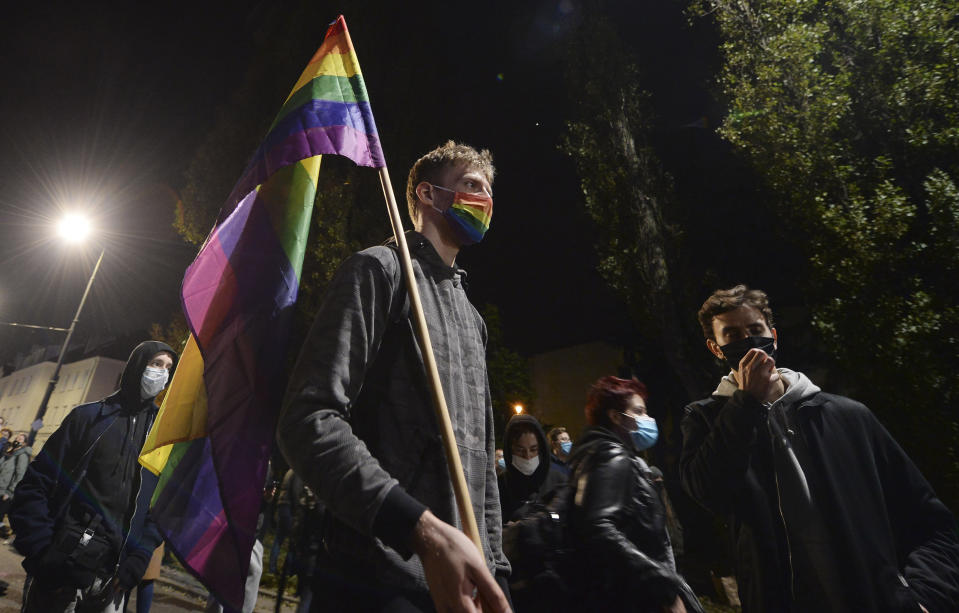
[57, 213, 92, 244]
[28, 214, 105, 446]
[513, 403, 524, 415]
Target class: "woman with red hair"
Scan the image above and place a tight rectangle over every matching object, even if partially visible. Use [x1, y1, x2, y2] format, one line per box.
[566, 376, 702, 613]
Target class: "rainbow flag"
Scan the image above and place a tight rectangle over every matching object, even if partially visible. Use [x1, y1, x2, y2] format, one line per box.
[140, 16, 384, 610]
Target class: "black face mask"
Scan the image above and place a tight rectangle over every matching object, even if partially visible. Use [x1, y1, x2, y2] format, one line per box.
[719, 336, 777, 371]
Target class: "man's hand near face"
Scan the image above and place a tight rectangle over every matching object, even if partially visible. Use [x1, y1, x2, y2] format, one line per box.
[412, 510, 511, 613]
[734, 348, 783, 404]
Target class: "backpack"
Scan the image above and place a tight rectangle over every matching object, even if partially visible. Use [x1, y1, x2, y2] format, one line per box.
[501, 483, 574, 599]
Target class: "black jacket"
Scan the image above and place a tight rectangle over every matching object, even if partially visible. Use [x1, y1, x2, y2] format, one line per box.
[498, 414, 567, 523]
[680, 371, 959, 612]
[566, 426, 702, 613]
[11, 340, 177, 588]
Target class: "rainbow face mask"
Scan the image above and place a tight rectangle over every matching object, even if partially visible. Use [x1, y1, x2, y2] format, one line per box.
[429, 184, 493, 245]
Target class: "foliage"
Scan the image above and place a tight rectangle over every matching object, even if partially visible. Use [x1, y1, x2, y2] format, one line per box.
[148, 312, 190, 353]
[559, 6, 712, 400]
[482, 304, 533, 445]
[696, 0, 959, 506]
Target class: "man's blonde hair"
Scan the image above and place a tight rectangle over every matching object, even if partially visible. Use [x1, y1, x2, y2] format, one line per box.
[406, 141, 495, 223]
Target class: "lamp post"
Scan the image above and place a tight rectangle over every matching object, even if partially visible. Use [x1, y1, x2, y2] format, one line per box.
[27, 215, 103, 447]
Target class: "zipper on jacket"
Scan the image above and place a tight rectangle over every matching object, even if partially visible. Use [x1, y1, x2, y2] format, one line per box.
[115, 472, 143, 577]
[115, 411, 146, 577]
[767, 415, 796, 603]
[122, 415, 136, 490]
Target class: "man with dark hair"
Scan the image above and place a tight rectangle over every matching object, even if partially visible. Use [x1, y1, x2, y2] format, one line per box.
[546, 426, 572, 475]
[12, 341, 177, 613]
[680, 285, 959, 612]
[278, 141, 510, 612]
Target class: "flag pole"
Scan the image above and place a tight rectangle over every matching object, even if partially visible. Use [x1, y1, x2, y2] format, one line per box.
[377, 167, 483, 552]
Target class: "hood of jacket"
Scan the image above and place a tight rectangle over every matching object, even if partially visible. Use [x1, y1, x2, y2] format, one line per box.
[503, 413, 551, 485]
[712, 367, 820, 406]
[107, 340, 178, 412]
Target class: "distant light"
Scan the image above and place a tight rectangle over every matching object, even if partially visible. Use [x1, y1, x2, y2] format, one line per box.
[57, 214, 91, 244]
[496, 73, 504, 82]
[513, 404, 524, 414]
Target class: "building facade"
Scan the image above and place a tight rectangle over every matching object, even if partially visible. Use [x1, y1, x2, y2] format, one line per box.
[529, 341, 623, 437]
[0, 356, 124, 450]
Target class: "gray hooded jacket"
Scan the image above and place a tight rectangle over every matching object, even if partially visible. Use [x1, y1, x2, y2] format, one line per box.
[278, 233, 508, 591]
[0, 444, 32, 498]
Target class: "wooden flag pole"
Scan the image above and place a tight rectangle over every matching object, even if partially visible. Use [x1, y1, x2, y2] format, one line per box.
[377, 167, 484, 552]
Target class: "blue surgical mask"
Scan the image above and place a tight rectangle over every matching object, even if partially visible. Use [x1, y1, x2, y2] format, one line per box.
[622, 413, 658, 451]
[496, 457, 506, 470]
[560, 441, 572, 455]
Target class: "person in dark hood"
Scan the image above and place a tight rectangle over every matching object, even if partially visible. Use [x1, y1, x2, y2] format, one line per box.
[498, 414, 567, 524]
[11, 340, 177, 613]
[497, 414, 567, 612]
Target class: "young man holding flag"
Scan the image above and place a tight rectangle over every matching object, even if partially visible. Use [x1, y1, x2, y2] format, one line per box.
[279, 141, 510, 613]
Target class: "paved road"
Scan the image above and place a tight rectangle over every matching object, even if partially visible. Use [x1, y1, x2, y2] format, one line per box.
[0, 537, 297, 612]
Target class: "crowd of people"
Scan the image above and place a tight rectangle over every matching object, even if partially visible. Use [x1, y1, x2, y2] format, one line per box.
[1, 141, 957, 612]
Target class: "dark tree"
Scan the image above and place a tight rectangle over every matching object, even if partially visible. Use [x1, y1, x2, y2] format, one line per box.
[697, 0, 959, 508]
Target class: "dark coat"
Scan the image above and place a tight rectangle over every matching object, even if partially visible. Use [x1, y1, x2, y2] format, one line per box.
[498, 414, 567, 523]
[566, 426, 702, 613]
[11, 340, 177, 588]
[680, 382, 959, 613]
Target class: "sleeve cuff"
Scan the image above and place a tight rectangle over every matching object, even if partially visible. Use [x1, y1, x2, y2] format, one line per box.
[728, 390, 766, 420]
[372, 485, 428, 559]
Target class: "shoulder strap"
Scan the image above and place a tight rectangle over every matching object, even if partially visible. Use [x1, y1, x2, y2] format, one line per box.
[385, 243, 411, 324]
[53, 403, 118, 522]
[381, 242, 433, 403]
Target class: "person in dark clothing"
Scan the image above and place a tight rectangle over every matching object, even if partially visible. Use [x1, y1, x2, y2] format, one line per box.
[566, 376, 701, 613]
[680, 285, 959, 612]
[269, 468, 303, 574]
[11, 340, 177, 613]
[498, 414, 566, 523]
[291, 484, 323, 613]
[498, 414, 567, 611]
[546, 427, 572, 477]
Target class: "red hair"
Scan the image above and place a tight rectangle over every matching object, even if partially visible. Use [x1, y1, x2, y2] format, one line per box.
[584, 376, 649, 427]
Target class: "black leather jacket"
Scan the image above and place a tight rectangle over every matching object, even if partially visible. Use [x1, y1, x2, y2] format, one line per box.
[567, 426, 702, 613]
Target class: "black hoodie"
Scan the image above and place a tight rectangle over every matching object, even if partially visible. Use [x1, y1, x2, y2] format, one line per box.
[11, 340, 177, 582]
[85, 340, 177, 535]
[497, 414, 567, 522]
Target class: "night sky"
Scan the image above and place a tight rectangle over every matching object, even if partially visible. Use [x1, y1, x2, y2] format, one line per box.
[0, 1, 738, 364]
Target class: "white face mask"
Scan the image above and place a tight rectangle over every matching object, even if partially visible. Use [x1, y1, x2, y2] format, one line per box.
[512, 454, 539, 476]
[140, 366, 170, 400]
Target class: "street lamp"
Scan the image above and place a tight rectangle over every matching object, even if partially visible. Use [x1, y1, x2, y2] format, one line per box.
[513, 403, 524, 415]
[27, 215, 104, 447]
